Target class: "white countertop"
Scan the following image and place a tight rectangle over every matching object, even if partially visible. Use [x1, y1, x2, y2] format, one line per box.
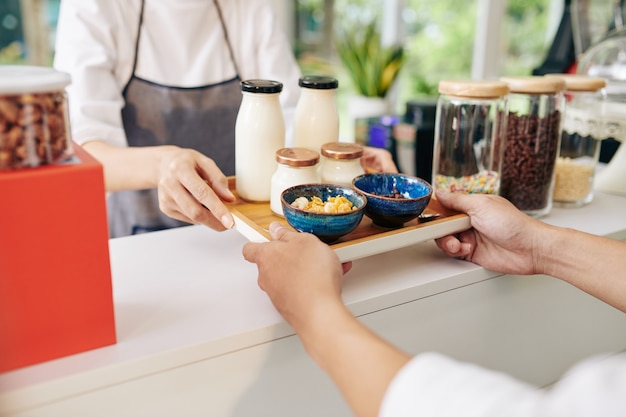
[2, 190, 626, 413]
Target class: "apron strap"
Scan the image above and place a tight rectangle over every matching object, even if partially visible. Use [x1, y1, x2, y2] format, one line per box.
[123, 0, 239, 94]
[213, 0, 241, 78]
[122, 0, 146, 96]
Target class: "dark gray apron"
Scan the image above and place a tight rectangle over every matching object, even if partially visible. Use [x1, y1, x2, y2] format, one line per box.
[108, 0, 241, 238]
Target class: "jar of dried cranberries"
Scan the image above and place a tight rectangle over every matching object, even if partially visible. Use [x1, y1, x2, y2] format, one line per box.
[499, 76, 565, 218]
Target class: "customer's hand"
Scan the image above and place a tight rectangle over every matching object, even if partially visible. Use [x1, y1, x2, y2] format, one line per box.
[157, 146, 236, 231]
[361, 146, 398, 173]
[242, 222, 351, 328]
[434, 190, 544, 275]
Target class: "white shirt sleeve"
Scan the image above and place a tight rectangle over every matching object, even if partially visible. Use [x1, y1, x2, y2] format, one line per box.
[53, 0, 137, 148]
[380, 352, 626, 417]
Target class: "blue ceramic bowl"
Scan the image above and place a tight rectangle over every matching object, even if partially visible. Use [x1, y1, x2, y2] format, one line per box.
[281, 184, 367, 243]
[352, 173, 433, 228]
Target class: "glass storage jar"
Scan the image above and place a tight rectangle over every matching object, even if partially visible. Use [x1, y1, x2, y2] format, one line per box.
[320, 142, 364, 187]
[576, 27, 626, 196]
[270, 147, 321, 216]
[499, 76, 565, 217]
[0, 66, 73, 170]
[432, 79, 509, 194]
[545, 74, 607, 207]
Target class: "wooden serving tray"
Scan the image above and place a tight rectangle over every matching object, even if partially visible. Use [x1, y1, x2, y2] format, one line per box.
[227, 177, 471, 262]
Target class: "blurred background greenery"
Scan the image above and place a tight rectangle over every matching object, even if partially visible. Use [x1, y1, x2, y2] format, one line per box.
[1, 0, 556, 139]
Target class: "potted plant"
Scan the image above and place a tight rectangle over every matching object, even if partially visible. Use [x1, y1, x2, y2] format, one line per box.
[335, 19, 406, 141]
[335, 19, 405, 98]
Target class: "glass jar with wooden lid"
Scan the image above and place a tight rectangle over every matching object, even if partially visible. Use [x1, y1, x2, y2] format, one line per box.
[432, 79, 509, 195]
[545, 74, 607, 207]
[499, 76, 566, 218]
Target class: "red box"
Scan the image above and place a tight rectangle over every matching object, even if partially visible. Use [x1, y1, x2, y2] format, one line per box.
[0, 143, 116, 373]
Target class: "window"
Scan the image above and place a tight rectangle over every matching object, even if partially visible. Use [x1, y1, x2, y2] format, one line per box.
[294, 0, 561, 125]
[0, 0, 60, 65]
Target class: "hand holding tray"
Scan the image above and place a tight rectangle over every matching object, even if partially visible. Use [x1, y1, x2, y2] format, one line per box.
[226, 177, 470, 262]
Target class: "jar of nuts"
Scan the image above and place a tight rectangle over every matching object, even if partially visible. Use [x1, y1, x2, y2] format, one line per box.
[499, 76, 565, 218]
[432, 79, 509, 195]
[545, 74, 607, 207]
[0, 65, 73, 170]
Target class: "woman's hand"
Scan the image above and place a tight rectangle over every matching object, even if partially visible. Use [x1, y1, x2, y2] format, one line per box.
[82, 140, 236, 231]
[361, 146, 398, 173]
[157, 146, 236, 231]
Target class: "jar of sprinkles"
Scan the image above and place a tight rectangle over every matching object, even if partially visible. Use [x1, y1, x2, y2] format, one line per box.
[545, 74, 606, 207]
[499, 76, 565, 218]
[432, 79, 509, 195]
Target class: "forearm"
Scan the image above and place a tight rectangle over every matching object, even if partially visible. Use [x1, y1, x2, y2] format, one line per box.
[82, 140, 171, 191]
[538, 225, 626, 312]
[295, 300, 411, 417]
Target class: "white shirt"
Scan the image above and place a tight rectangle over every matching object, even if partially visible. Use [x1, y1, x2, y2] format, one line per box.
[380, 352, 626, 416]
[53, 0, 301, 148]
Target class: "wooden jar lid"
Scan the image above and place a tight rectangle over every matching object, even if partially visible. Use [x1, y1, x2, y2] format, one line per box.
[544, 74, 606, 92]
[499, 76, 566, 94]
[438, 79, 509, 99]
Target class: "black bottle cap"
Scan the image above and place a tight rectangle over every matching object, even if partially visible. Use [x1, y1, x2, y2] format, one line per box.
[299, 75, 338, 89]
[241, 79, 283, 93]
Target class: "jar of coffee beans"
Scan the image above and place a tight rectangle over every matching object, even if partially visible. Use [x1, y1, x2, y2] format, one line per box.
[432, 79, 509, 195]
[0, 66, 74, 170]
[499, 76, 565, 218]
[545, 74, 606, 207]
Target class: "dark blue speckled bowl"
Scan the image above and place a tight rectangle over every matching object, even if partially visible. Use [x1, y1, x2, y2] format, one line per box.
[281, 184, 367, 243]
[352, 173, 432, 228]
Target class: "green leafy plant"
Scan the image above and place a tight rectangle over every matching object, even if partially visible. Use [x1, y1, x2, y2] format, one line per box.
[335, 20, 405, 98]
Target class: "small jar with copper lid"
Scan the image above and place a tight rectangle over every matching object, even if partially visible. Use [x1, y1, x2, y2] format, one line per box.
[545, 74, 607, 207]
[320, 142, 364, 187]
[432, 79, 509, 195]
[270, 147, 321, 216]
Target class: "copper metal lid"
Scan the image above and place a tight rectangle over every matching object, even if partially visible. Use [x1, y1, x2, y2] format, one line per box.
[275, 147, 320, 167]
[438, 79, 509, 98]
[544, 74, 607, 92]
[321, 142, 363, 159]
[499, 76, 566, 94]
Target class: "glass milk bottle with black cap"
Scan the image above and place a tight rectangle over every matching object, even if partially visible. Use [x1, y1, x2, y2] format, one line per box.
[293, 76, 340, 153]
[235, 80, 285, 202]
